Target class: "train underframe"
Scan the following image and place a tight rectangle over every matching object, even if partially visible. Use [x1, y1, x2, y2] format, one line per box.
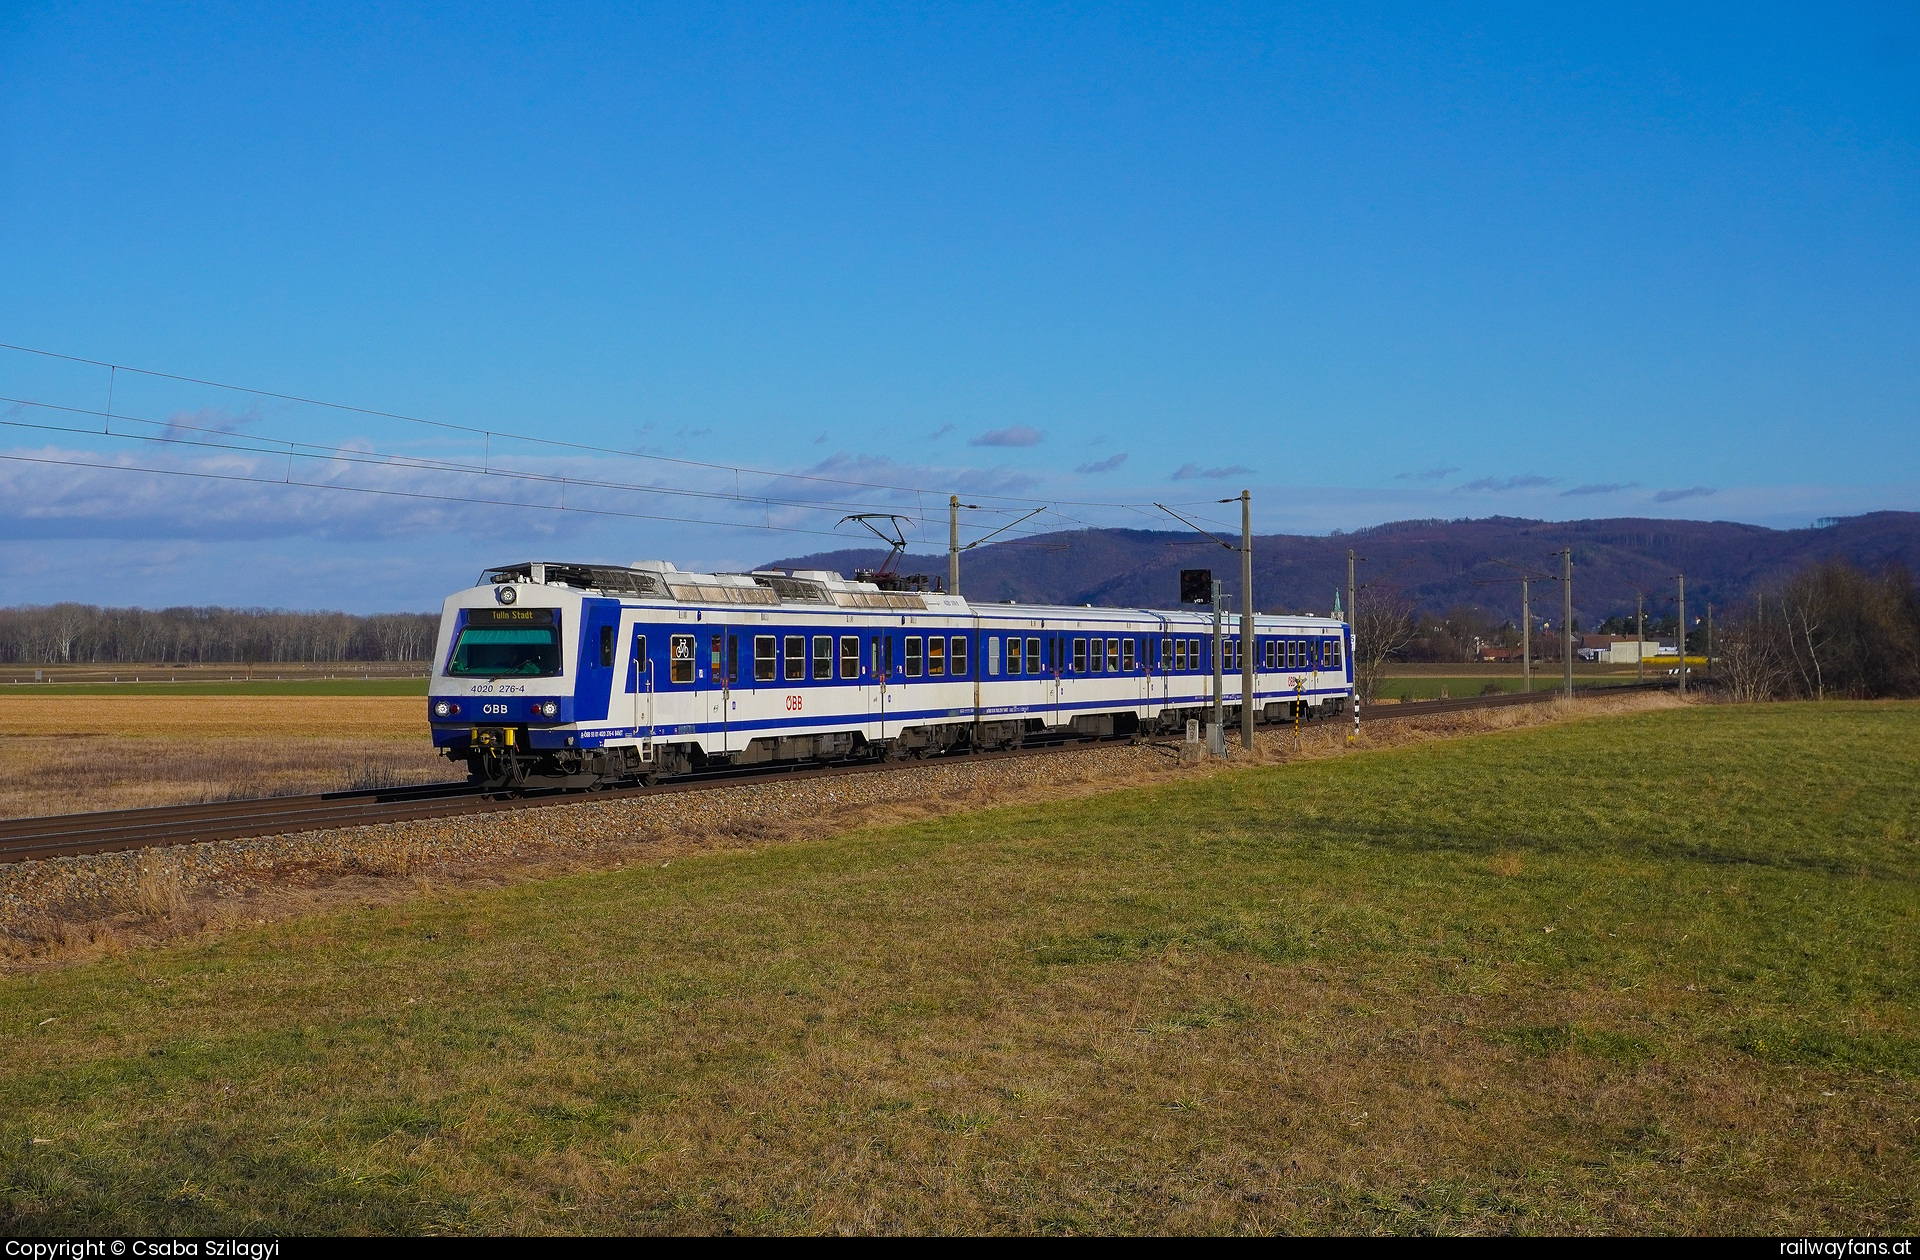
[455, 696, 1346, 791]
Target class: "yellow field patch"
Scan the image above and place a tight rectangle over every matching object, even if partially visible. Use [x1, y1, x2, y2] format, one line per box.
[0, 695, 427, 741]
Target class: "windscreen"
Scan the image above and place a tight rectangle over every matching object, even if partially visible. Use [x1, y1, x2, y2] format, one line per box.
[448, 626, 562, 676]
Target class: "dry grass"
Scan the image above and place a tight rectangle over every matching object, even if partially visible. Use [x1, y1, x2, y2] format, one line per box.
[0, 697, 444, 818]
[0, 694, 1676, 967]
[0, 695, 426, 739]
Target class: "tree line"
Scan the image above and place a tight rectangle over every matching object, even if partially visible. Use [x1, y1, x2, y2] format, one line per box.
[0, 604, 440, 665]
[1349, 558, 1920, 703]
[1715, 561, 1920, 701]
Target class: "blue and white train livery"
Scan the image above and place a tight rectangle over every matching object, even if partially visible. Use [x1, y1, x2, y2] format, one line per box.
[427, 560, 1353, 788]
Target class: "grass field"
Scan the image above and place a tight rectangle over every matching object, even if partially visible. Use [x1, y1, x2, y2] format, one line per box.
[2, 702, 1915, 1234]
[0, 697, 446, 817]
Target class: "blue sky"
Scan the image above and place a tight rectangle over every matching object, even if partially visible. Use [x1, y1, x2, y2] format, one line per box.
[3, 2, 1916, 610]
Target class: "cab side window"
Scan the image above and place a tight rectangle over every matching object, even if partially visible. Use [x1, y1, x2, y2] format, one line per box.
[600, 625, 616, 668]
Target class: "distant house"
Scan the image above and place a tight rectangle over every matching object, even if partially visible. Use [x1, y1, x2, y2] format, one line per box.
[1577, 634, 1674, 665]
[1477, 645, 1525, 662]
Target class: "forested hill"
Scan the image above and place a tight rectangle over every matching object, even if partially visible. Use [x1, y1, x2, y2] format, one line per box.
[765, 511, 1920, 625]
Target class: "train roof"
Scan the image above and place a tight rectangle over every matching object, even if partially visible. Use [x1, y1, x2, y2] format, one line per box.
[476, 561, 1346, 624]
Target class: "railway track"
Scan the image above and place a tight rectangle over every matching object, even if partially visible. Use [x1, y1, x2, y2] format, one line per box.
[0, 682, 1662, 865]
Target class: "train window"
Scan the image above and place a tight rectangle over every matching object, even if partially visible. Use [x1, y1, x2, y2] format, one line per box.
[599, 625, 616, 668]
[1185, 638, 1197, 670]
[671, 634, 696, 684]
[1291, 639, 1302, 669]
[906, 636, 923, 678]
[784, 635, 804, 681]
[1026, 638, 1041, 674]
[1331, 637, 1343, 668]
[1072, 638, 1087, 672]
[882, 635, 894, 678]
[1008, 636, 1023, 676]
[812, 636, 832, 680]
[988, 636, 1000, 676]
[711, 634, 723, 676]
[1105, 638, 1119, 671]
[840, 635, 859, 680]
[755, 636, 776, 683]
[1174, 639, 1186, 671]
[728, 635, 740, 684]
[1088, 636, 1103, 672]
[928, 636, 944, 676]
[1121, 639, 1134, 671]
[951, 636, 968, 676]
[452, 622, 541, 682]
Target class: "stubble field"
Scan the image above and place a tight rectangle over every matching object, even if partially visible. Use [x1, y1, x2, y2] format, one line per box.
[0, 697, 449, 817]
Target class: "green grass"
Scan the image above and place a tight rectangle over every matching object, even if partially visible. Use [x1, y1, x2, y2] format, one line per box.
[5, 679, 429, 696]
[3, 703, 1916, 1234]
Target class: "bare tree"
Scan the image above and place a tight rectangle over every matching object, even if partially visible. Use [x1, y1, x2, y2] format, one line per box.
[1715, 595, 1788, 702]
[1353, 585, 1417, 703]
[1780, 575, 1832, 700]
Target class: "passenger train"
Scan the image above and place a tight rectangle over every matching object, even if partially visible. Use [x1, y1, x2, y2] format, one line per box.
[427, 560, 1354, 788]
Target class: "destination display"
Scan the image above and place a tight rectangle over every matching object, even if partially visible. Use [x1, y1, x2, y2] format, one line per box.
[466, 607, 555, 626]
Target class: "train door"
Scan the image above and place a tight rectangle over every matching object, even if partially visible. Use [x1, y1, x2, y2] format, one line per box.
[1049, 634, 1062, 727]
[881, 631, 898, 740]
[723, 631, 740, 753]
[631, 628, 649, 735]
[702, 630, 726, 755]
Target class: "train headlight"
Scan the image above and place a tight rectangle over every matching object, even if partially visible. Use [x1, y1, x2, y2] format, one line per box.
[495, 584, 517, 605]
[433, 701, 451, 718]
[536, 701, 559, 718]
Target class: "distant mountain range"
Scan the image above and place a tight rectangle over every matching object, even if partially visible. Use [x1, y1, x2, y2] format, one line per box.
[766, 511, 1920, 626]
